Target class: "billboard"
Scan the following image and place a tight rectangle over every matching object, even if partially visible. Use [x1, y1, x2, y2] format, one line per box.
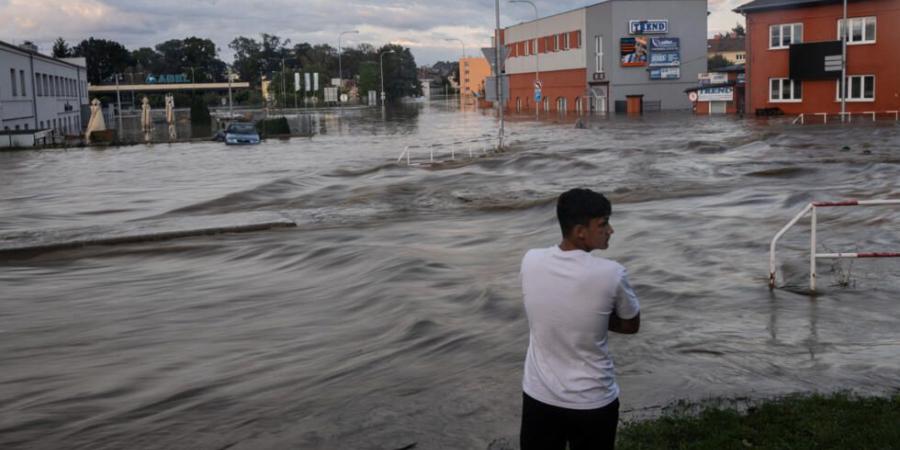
[649, 37, 680, 68]
[789, 41, 842, 80]
[649, 67, 681, 80]
[698, 87, 733, 102]
[621, 37, 648, 67]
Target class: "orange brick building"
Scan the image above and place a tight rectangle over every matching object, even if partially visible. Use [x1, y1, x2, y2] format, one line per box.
[735, 0, 900, 115]
[458, 57, 491, 103]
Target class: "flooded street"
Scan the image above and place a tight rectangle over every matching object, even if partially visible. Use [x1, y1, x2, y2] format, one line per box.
[1, 102, 898, 449]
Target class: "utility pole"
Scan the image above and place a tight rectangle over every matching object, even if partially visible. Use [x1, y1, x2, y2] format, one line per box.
[115, 73, 123, 139]
[281, 58, 287, 115]
[227, 66, 233, 119]
[495, 0, 505, 149]
[338, 30, 360, 109]
[510, 0, 540, 119]
[840, 0, 847, 120]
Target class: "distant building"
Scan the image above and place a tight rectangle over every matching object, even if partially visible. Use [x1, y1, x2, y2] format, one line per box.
[458, 57, 491, 103]
[500, 0, 707, 113]
[735, 0, 900, 115]
[685, 64, 746, 114]
[0, 40, 89, 134]
[708, 35, 747, 64]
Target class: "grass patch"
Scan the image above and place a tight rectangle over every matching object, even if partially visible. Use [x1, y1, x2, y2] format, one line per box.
[618, 392, 900, 450]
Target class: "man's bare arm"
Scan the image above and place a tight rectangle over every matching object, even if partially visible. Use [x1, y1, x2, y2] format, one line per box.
[609, 312, 640, 334]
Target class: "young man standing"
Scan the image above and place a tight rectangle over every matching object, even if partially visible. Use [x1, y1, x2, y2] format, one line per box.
[519, 188, 640, 450]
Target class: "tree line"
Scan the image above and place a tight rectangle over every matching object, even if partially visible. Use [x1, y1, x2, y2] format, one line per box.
[52, 33, 421, 102]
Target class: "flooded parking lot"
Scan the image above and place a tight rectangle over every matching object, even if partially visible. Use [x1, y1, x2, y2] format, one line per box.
[1, 102, 898, 449]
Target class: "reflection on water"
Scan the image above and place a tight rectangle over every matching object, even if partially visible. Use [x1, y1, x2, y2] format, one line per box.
[1, 102, 898, 449]
[114, 105, 423, 143]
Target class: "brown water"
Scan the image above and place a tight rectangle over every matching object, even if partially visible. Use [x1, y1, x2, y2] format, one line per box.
[1, 103, 899, 449]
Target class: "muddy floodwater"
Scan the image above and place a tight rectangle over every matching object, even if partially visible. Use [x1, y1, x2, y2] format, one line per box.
[1, 103, 898, 449]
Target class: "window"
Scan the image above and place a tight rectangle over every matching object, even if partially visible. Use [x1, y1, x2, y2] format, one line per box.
[736, 53, 745, 61]
[35, 73, 42, 96]
[770, 23, 803, 49]
[769, 78, 802, 102]
[574, 31, 581, 49]
[10, 69, 17, 96]
[837, 75, 875, 101]
[43, 75, 48, 96]
[20, 70, 26, 97]
[560, 33, 569, 50]
[839, 17, 876, 44]
[594, 35, 603, 73]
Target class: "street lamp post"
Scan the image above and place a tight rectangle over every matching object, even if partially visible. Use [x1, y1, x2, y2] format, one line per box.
[445, 38, 466, 102]
[281, 57, 287, 114]
[227, 66, 233, 119]
[840, 0, 847, 119]
[510, 0, 539, 118]
[338, 30, 360, 106]
[380, 49, 396, 107]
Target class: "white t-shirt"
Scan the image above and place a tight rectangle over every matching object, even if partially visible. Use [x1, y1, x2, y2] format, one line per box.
[520, 245, 640, 410]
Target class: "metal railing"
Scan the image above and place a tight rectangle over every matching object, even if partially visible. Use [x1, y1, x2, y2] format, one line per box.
[396, 138, 496, 166]
[793, 110, 900, 125]
[769, 199, 900, 292]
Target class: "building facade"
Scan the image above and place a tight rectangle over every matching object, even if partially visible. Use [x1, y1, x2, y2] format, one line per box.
[0, 41, 89, 134]
[736, 0, 900, 115]
[502, 0, 707, 113]
[458, 57, 491, 103]
[708, 36, 747, 65]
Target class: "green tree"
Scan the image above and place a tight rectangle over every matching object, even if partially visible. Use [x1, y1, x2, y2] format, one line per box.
[731, 22, 746, 37]
[154, 37, 225, 82]
[708, 54, 731, 71]
[379, 44, 422, 102]
[131, 47, 164, 77]
[71, 37, 133, 84]
[357, 61, 379, 98]
[52, 37, 71, 58]
[229, 34, 291, 87]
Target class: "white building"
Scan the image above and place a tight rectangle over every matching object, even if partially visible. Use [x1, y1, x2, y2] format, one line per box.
[1, 40, 89, 134]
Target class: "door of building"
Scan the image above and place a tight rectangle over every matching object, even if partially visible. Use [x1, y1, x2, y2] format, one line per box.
[709, 101, 727, 115]
[589, 83, 608, 114]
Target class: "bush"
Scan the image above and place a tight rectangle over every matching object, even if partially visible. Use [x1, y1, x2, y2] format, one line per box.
[255, 117, 290, 136]
[190, 96, 211, 125]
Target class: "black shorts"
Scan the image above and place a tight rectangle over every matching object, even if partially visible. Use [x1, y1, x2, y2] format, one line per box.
[520, 392, 620, 450]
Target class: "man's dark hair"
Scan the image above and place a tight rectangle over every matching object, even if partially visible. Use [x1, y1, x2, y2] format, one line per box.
[556, 188, 612, 237]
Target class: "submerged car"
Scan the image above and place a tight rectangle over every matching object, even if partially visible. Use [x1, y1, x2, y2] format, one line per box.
[224, 122, 260, 145]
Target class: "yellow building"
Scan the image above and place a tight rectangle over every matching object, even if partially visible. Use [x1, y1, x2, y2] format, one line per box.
[458, 57, 491, 103]
[707, 36, 746, 65]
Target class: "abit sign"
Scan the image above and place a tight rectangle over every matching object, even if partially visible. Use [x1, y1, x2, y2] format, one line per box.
[629, 20, 669, 35]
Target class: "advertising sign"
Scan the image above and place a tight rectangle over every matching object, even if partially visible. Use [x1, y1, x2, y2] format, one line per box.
[294, 72, 300, 92]
[305, 73, 311, 92]
[629, 20, 669, 35]
[650, 52, 680, 67]
[650, 37, 679, 51]
[324, 87, 338, 102]
[620, 37, 649, 67]
[313, 73, 319, 91]
[649, 67, 681, 80]
[698, 86, 733, 102]
[649, 37, 680, 68]
[698, 72, 728, 85]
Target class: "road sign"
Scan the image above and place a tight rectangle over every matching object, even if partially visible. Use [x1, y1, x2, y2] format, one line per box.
[534, 80, 542, 90]
[482, 47, 509, 74]
[534, 88, 542, 102]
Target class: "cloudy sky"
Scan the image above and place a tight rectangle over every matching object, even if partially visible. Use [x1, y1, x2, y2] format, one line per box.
[0, 0, 746, 66]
